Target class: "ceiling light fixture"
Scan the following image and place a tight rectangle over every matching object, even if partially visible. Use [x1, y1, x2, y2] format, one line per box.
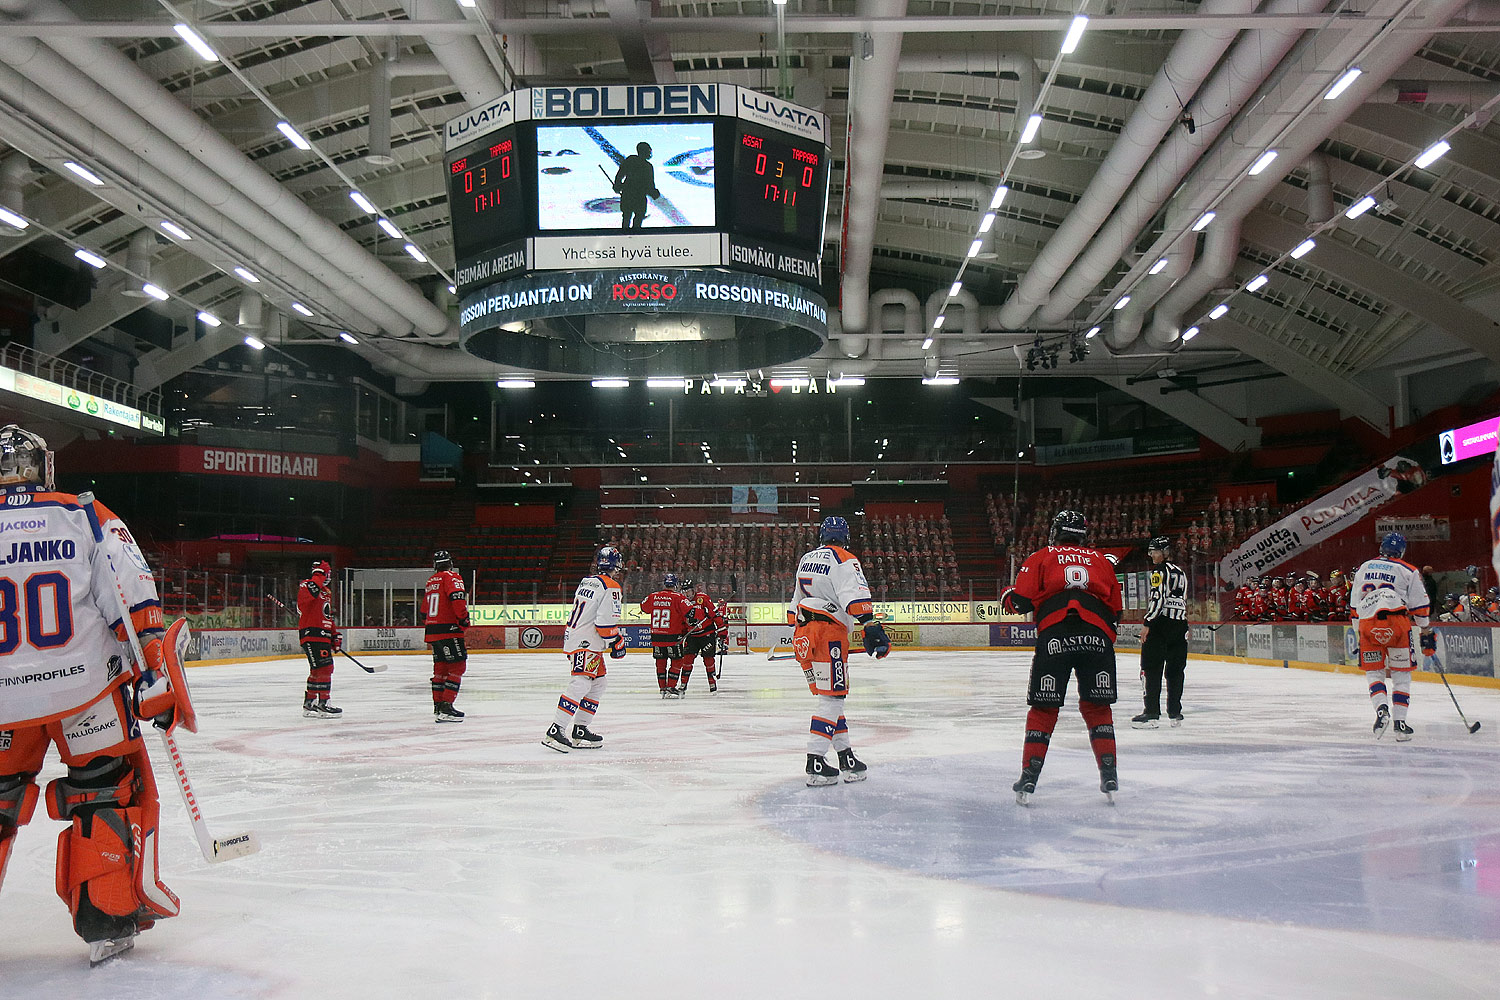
[646, 378, 688, 389]
[62, 161, 104, 186]
[141, 283, 170, 301]
[338, 331, 359, 344]
[196, 311, 222, 327]
[1248, 150, 1279, 176]
[979, 212, 996, 234]
[244, 335, 266, 350]
[1183, 326, 1200, 341]
[922, 376, 960, 386]
[922, 337, 934, 350]
[74, 248, 107, 269]
[1324, 67, 1362, 101]
[378, 219, 402, 239]
[159, 220, 192, 240]
[497, 378, 535, 388]
[949, 281, 963, 297]
[933, 315, 945, 329]
[990, 184, 1009, 209]
[1060, 14, 1089, 55]
[1149, 257, 1168, 275]
[173, 23, 219, 62]
[276, 122, 312, 151]
[1289, 238, 1316, 259]
[1209, 303, 1230, 319]
[1019, 114, 1043, 144]
[1414, 140, 1451, 170]
[349, 191, 378, 214]
[591, 379, 630, 388]
[0, 207, 29, 231]
[967, 239, 983, 258]
[233, 266, 260, 283]
[404, 244, 427, 262]
[1192, 211, 1215, 232]
[1245, 274, 1269, 292]
[1086, 326, 1100, 339]
[290, 302, 315, 318]
[1113, 295, 1131, 310]
[1344, 195, 1377, 219]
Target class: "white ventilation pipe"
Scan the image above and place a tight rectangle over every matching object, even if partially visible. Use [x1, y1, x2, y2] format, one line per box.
[897, 51, 1040, 142]
[993, 0, 1263, 329]
[398, 0, 508, 108]
[837, 0, 908, 340]
[369, 52, 448, 166]
[1303, 153, 1336, 225]
[1149, 0, 1474, 346]
[0, 0, 448, 337]
[1034, 0, 1329, 327]
[1367, 80, 1500, 105]
[0, 153, 27, 212]
[0, 49, 389, 334]
[842, 287, 917, 359]
[1107, 199, 1198, 351]
[924, 287, 979, 355]
[237, 291, 264, 332]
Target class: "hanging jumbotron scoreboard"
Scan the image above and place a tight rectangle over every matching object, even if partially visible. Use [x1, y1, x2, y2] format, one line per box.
[443, 85, 832, 379]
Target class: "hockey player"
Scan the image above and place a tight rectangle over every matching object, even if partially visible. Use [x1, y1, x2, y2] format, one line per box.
[298, 560, 342, 717]
[423, 550, 470, 722]
[676, 582, 727, 695]
[1133, 536, 1189, 729]
[1324, 570, 1348, 619]
[1248, 579, 1270, 621]
[1233, 578, 1255, 620]
[0, 424, 185, 963]
[787, 516, 889, 786]
[639, 572, 692, 698]
[543, 546, 627, 752]
[1351, 532, 1432, 741]
[1004, 510, 1124, 804]
[1268, 577, 1289, 619]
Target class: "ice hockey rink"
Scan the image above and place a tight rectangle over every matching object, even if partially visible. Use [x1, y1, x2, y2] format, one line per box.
[6, 648, 1500, 998]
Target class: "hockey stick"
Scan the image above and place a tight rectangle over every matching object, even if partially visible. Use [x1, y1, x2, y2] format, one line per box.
[78, 493, 260, 864]
[1426, 651, 1482, 734]
[264, 593, 386, 673]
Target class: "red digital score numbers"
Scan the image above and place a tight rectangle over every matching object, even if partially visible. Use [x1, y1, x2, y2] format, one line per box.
[450, 138, 514, 215]
[741, 133, 818, 206]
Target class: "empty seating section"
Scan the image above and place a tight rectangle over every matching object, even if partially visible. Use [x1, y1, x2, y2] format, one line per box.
[856, 514, 961, 598]
[451, 525, 556, 603]
[605, 522, 818, 601]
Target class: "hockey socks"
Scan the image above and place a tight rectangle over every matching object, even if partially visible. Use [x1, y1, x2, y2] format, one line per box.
[1368, 672, 1389, 712]
[304, 664, 333, 703]
[1390, 671, 1412, 722]
[1079, 702, 1116, 768]
[655, 658, 669, 691]
[1022, 706, 1060, 772]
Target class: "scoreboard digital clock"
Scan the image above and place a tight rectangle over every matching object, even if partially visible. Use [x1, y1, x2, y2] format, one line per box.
[443, 85, 831, 293]
[730, 124, 828, 252]
[446, 126, 524, 264]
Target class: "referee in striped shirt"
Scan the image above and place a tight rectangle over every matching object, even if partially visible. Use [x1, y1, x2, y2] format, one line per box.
[1133, 536, 1190, 728]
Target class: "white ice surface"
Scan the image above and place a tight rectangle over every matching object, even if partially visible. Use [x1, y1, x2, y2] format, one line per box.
[5, 650, 1500, 998]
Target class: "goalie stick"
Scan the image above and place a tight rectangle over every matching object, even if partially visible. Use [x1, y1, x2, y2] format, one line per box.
[78, 492, 260, 864]
[265, 592, 386, 673]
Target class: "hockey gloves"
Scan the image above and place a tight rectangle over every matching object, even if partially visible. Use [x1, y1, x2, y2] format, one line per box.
[1000, 586, 1033, 615]
[717, 637, 729, 657]
[332, 631, 343, 653]
[609, 634, 628, 659]
[862, 621, 891, 659]
[1420, 629, 1437, 653]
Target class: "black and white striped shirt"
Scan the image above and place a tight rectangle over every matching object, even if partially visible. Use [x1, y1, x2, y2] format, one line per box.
[1145, 561, 1189, 622]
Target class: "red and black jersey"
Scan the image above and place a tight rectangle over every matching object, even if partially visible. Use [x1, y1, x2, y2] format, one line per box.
[1012, 544, 1123, 640]
[639, 590, 693, 645]
[1248, 591, 1269, 620]
[1233, 585, 1253, 619]
[297, 576, 336, 645]
[686, 591, 726, 637]
[423, 568, 469, 641]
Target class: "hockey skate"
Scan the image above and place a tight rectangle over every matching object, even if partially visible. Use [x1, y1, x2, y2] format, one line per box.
[837, 748, 868, 782]
[1373, 704, 1390, 740]
[805, 753, 840, 787]
[1131, 713, 1160, 729]
[662, 686, 682, 700]
[1099, 754, 1119, 804]
[1393, 720, 1414, 742]
[88, 932, 136, 965]
[1168, 713, 1184, 727]
[571, 724, 603, 749]
[303, 698, 341, 718]
[1013, 756, 1044, 806]
[434, 702, 465, 723]
[316, 701, 342, 717]
[542, 722, 575, 753]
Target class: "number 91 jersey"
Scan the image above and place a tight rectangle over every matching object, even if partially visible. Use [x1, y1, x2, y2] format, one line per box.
[0, 487, 162, 727]
[1013, 545, 1123, 640]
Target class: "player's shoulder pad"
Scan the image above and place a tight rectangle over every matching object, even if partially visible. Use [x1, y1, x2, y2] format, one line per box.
[598, 574, 621, 589]
[824, 545, 855, 563]
[1391, 557, 1420, 572]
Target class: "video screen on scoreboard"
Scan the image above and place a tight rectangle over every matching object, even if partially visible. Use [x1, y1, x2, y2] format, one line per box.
[731, 123, 829, 252]
[447, 126, 525, 260]
[535, 121, 716, 230]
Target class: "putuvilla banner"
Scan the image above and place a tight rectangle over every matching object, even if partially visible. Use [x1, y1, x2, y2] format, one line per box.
[1219, 454, 1429, 585]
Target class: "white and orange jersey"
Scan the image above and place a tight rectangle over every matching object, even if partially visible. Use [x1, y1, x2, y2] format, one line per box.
[562, 573, 623, 653]
[0, 485, 162, 727]
[786, 545, 874, 629]
[1350, 556, 1431, 626]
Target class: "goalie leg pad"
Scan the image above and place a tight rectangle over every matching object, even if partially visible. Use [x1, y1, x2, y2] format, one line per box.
[0, 770, 41, 888]
[49, 750, 179, 943]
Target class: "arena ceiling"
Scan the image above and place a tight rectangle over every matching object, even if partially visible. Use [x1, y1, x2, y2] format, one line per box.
[1, 1, 1498, 449]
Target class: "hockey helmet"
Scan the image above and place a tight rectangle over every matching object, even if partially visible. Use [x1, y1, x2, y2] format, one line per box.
[819, 516, 850, 544]
[1147, 535, 1172, 554]
[595, 545, 622, 574]
[1306, 571, 1320, 581]
[310, 559, 331, 579]
[680, 577, 695, 592]
[1379, 531, 1407, 560]
[433, 549, 454, 571]
[662, 572, 678, 590]
[1444, 593, 1462, 609]
[1049, 509, 1088, 546]
[0, 424, 53, 490]
[1329, 569, 1343, 579]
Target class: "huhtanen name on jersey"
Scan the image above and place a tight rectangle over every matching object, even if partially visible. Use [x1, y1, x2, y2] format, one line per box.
[202, 449, 320, 477]
[1, 539, 75, 564]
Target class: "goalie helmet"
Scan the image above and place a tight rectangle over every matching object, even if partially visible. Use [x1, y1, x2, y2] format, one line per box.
[0, 424, 54, 490]
[1048, 509, 1088, 546]
[433, 549, 454, 571]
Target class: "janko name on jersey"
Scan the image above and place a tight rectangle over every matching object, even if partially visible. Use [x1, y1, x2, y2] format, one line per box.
[0, 539, 76, 564]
